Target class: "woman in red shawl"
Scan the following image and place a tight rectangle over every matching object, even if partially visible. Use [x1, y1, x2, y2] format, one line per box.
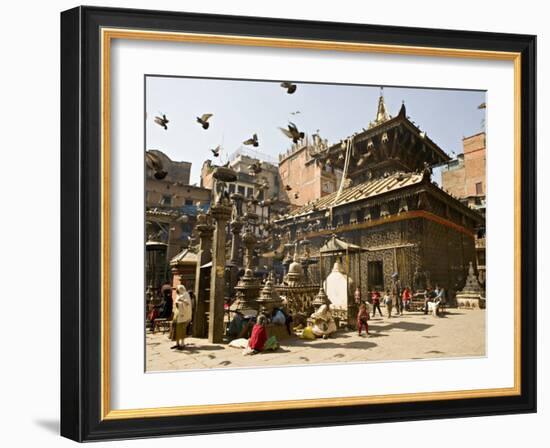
[248, 314, 268, 353]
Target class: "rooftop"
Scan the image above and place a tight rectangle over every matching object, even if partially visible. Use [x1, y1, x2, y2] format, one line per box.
[282, 171, 425, 218]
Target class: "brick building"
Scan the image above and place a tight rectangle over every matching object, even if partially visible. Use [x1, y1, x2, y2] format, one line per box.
[441, 132, 486, 280]
[278, 134, 340, 207]
[145, 150, 211, 291]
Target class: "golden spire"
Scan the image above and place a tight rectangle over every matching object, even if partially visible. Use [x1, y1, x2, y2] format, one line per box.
[369, 87, 391, 128]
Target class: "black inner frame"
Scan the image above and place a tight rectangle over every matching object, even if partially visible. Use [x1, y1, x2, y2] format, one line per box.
[61, 6, 536, 442]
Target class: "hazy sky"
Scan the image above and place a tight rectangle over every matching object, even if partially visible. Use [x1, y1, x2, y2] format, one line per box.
[145, 76, 486, 185]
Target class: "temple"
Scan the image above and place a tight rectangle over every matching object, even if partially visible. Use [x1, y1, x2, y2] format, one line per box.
[275, 91, 484, 301]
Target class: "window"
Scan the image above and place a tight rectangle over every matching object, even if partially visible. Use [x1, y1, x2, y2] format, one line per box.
[185, 199, 193, 206]
[228, 183, 235, 194]
[247, 187, 254, 198]
[160, 195, 172, 206]
[368, 261, 384, 289]
[475, 182, 483, 195]
[238, 185, 245, 195]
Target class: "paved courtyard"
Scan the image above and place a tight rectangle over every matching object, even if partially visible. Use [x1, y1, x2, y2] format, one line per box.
[146, 308, 486, 372]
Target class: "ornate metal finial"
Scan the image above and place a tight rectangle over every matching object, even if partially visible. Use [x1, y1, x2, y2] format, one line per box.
[369, 87, 392, 129]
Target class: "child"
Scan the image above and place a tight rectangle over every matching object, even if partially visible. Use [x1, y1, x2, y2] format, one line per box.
[371, 290, 383, 318]
[383, 289, 393, 318]
[402, 286, 412, 311]
[357, 303, 369, 336]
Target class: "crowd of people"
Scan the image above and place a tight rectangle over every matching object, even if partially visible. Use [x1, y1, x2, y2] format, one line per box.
[352, 282, 447, 337]
[146, 279, 448, 352]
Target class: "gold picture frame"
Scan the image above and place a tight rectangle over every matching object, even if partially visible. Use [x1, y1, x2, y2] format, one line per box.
[61, 6, 536, 441]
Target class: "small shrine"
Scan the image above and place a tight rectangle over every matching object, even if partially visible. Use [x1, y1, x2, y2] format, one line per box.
[275, 242, 319, 317]
[455, 262, 485, 309]
[256, 272, 282, 314]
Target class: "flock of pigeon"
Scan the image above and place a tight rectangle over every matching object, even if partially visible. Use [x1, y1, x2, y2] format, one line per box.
[152, 81, 303, 199]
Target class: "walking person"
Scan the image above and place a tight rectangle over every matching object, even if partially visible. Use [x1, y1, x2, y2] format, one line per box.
[383, 289, 393, 318]
[170, 284, 193, 350]
[356, 303, 369, 336]
[370, 290, 383, 318]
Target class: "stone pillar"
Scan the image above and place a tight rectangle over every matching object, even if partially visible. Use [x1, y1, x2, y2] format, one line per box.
[230, 219, 243, 265]
[242, 227, 257, 272]
[192, 214, 214, 338]
[228, 218, 243, 297]
[208, 204, 232, 343]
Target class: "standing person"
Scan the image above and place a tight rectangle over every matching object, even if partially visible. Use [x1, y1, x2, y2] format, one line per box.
[356, 303, 369, 337]
[371, 290, 383, 318]
[434, 284, 446, 304]
[391, 273, 402, 316]
[402, 286, 412, 312]
[170, 284, 192, 350]
[187, 290, 196, 335]
[159, 285, 173, 319]
[383, 289, 393, 318]
[433, 284, 446, 314]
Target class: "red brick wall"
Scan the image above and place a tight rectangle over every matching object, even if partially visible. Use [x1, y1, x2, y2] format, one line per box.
[279, 147, 337, 206]
[463, 133, 486, 197]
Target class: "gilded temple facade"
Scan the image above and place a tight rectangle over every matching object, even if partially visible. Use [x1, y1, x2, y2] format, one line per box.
[275, 94, 484, 301]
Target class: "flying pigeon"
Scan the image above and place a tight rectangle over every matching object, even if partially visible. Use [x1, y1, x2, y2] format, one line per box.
[279, 122, 304, 144]
[280, 81, 297, 94]
[243, 133, 259, 147]
[285, 185, 293, 191]
[290, 110, 301, 115]
[154, 114, 169, 130]
[196, 113, 213, 129]
[248, 161, 262, 175]
[210, 145, 221, 157]
[294, 192, 300, 199]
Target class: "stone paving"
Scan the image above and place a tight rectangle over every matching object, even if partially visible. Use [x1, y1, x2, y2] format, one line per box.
[146, 308, 486, 372]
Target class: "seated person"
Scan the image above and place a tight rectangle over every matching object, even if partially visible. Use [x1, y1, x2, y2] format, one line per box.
[427, 299, 441, 317]
[246, 314, 268, 354]
[311, 304, 337, 339]
[227, 311, 256, 340]
[423, 288, 437, 314]
[271, 308, 286, 326]
[402, 286, 412, 311]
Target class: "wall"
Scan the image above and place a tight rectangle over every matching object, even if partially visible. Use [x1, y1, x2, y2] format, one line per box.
[463, 133, 487, 197]
[1, 2, 545, 448]
[279, 145, 338, 206]
[441, 157, 466, 197]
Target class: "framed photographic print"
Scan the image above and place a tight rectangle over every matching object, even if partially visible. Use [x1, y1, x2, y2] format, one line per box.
[60, 6, 537, 441]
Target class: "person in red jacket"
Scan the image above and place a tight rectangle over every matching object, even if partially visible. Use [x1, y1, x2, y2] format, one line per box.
[247, 314, 268, 353]
[371, 290, 383, 318]
[357, 303, 369, 336]
[402, 286, 412, 311]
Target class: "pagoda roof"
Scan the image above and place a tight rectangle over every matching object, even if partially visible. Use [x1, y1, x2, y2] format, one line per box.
[312, 102, 451, 167]
[282, 171, 424, 219]
[170, 249, 198, 266]
[320, 235, 367, 254]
